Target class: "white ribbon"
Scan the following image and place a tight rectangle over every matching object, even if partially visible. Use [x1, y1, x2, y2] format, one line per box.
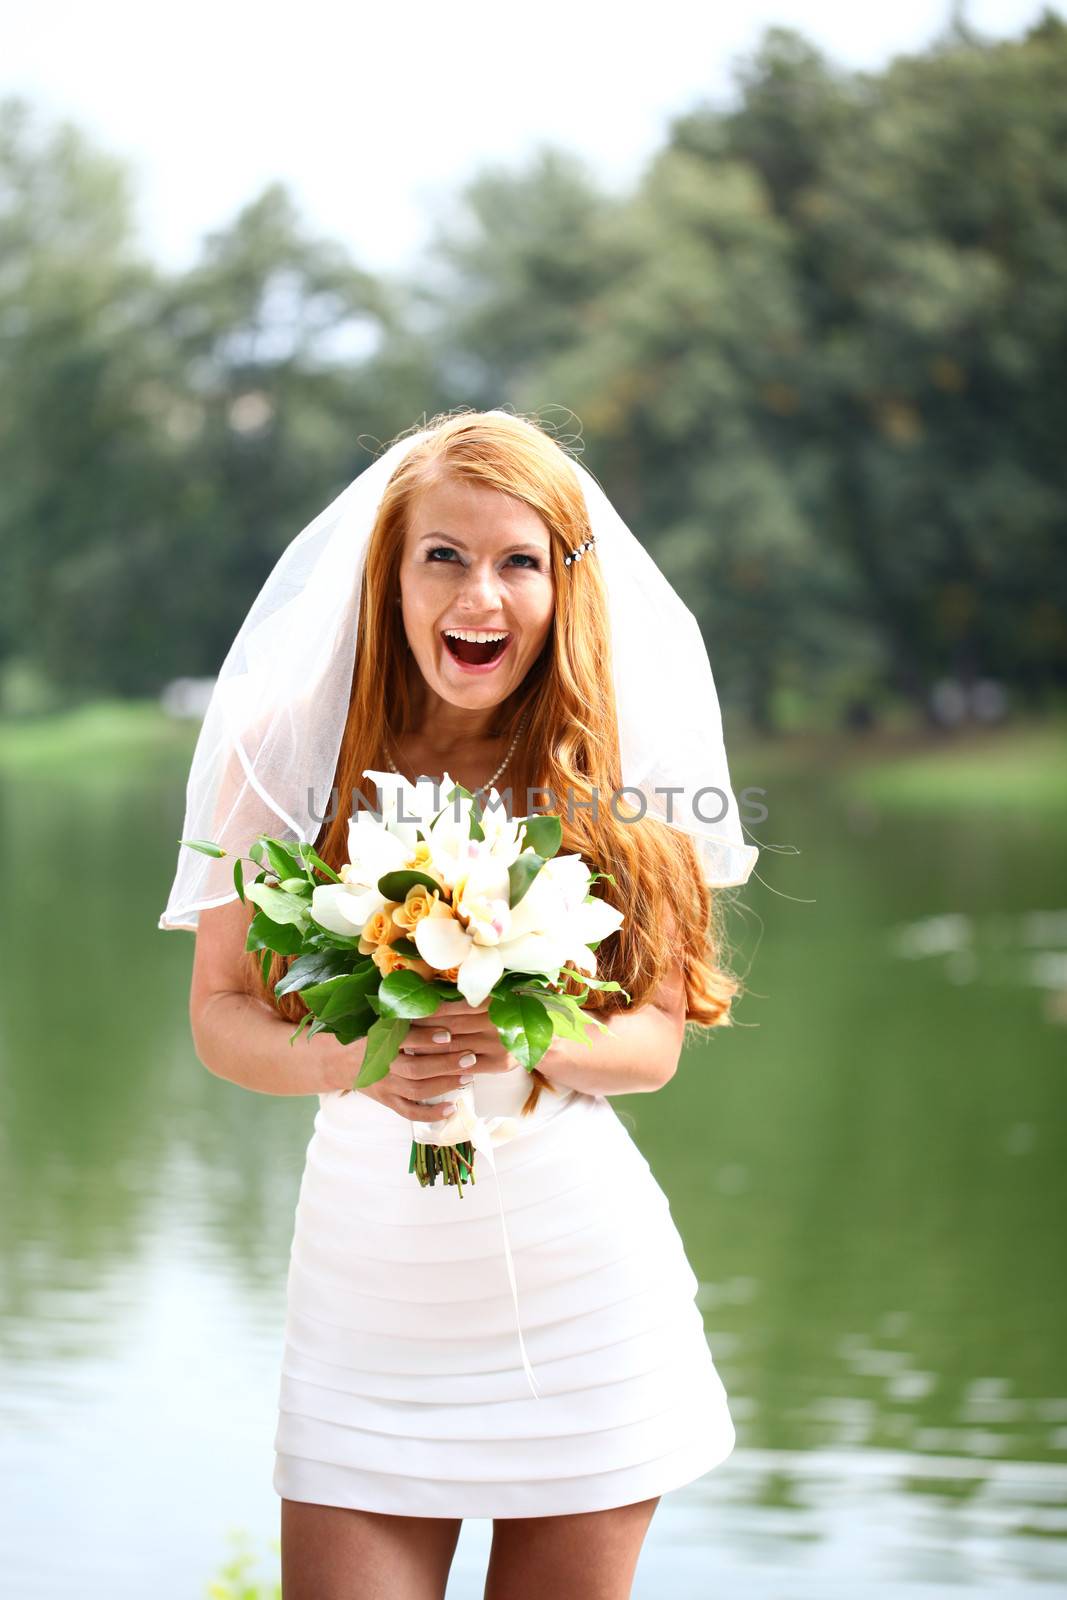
[412, 1087, 543, 1401]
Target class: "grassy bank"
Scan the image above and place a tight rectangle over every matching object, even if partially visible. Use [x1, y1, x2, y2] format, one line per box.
[2, 700, 1064, 816]
[0, 698, 197, 775]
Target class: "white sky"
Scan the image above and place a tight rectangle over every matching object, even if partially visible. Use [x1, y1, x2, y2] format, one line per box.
[2, 0, 1059, 276]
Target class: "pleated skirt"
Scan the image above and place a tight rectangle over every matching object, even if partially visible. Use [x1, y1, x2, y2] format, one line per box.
[272, 1079, 737, 1518]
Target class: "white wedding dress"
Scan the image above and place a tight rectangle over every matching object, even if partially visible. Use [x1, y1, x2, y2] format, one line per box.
[272, 1062, 736, 1518]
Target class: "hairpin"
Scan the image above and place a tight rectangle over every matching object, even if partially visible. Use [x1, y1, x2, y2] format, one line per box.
[564, 533, 596, 567]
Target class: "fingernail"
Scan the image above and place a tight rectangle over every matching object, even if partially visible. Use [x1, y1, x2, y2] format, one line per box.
[432, 1030, 451, 1043]
[458, 1052, 477, 1069]
[459, 1074, 474, 1085]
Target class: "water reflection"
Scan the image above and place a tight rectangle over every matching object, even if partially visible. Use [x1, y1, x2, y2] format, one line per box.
[1, 737, 1065, 1595]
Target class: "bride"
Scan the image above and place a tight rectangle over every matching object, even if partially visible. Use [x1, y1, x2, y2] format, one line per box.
[160, 408, 758, 1600]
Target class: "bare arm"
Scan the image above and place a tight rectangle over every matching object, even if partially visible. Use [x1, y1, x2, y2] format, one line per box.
[189, 894, 364, 1096]
[188, 894, 502, 1117]
[399, 935, 689, 1097]
[537, 1000, 683, 1096]
[537, 945, 687, 1096]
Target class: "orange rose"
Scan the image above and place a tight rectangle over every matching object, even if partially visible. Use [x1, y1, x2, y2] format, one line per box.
[372, 944, 433, 981]
[392, 883, 442, 935]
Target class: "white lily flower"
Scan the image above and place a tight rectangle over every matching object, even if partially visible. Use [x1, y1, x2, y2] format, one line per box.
[310, 771, 435, 936]
[474, 787, 526, 866]
[424, 785, 480, 893]
[454, 853, 513, 947]
[413, 847, 623, 1005]
[311, 879, 386, 936]
[360, 768, 445, 846]
[505, 854, 624, 977]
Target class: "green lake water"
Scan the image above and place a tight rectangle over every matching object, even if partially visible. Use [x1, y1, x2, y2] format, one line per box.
[1, 725, 1064, 1596]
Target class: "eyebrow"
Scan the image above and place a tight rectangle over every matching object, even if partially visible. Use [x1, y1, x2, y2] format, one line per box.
[418, 533, 546, 556]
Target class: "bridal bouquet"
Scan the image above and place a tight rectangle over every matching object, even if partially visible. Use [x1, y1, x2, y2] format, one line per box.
[181, 771, 627, 1193]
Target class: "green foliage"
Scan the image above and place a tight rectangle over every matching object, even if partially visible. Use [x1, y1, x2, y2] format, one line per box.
[508, 850, 545, 908]
[377, 867, 441, 901]
[487, 986, 554, 1070]
[205, 1528, 281, 1600]
[3, 16, 1066, 725]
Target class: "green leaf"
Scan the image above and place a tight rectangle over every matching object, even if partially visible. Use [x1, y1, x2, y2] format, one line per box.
[294, 842, 342, 883]
[278, 877, 312, 895]
[377, 868, 442, 902]
[488, 988, 554, 1071]
[508, 850, 545, 908]
[302, 967, 380, 1022]
[304, 926, 361, 951]
[288, 1012, 315, 1046]
[521, 814, 562, 859]
[264, 840, 301, 882]
[245, 909, 304, 955]
[260, 947, 272, 984]
[511, 984, 606, 1045]
[249, 839, 267, 868]
[233, 858, 245, 903]
[356, 1016, 411, 1087]
[180, 837, 226, 858]
[328, 1015, 375, 1046]
[390, 936, 421, 958]
[245, 881, 309, 927]
[579, 976, 629, 998]
[430, 980, 464, 1003]
[377, 968, 442, 1020]
[274, 948, 356, 997]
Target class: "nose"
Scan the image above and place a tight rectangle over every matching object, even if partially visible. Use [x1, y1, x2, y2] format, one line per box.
[457, 558, 504, 615]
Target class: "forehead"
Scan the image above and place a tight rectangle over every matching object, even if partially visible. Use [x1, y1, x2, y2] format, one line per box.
[405, 473, 552, 553]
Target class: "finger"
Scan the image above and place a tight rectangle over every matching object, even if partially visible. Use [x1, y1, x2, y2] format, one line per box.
[394, 1071, 470, 1099]
[407, 1016, 482, 1036]
[393, 1050, 511, 1080]
[398, 1032, 499, 1055]
[385, 1093, 458, 1123]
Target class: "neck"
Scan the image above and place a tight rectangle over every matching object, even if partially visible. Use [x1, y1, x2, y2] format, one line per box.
[407, 684, 506, 749]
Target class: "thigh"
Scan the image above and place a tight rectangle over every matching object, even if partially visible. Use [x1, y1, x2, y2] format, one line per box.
[280, 1498, 462, 1600]
[484, 1497, 661, 1600]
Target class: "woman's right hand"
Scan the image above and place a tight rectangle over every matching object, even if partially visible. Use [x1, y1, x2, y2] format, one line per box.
[314, 1028, 496, 1122]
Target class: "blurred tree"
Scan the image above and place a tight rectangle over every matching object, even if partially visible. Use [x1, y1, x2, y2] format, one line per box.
[2, 16, 1065, 722]
[718, 19, 1067, 713]
[147, 181, 432, 682]
[414, 145, 620, 404]
[0, 96, 170, 695]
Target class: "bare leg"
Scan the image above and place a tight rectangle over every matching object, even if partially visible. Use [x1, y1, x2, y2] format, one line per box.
[484, 1497, 661, 1600]
[280, 1499, 462, 1600]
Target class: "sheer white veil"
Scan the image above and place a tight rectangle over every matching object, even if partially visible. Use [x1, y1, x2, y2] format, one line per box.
[159, 411, 758, 931]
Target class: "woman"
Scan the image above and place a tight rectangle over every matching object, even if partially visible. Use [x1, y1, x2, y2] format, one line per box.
[161, 409, 758, 1599]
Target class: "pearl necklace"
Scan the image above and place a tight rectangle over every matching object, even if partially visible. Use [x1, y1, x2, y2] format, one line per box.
[385, 706, 531, 792]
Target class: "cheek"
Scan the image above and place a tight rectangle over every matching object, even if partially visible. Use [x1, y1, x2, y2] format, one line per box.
[523, 582, 555, 646]
[399, 573, 436, 629]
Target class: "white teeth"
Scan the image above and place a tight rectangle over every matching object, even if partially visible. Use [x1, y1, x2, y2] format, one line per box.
[443, 629, 509, 644]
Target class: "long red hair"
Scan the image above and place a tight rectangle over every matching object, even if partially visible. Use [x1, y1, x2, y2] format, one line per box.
[248, 408, 741, 1111]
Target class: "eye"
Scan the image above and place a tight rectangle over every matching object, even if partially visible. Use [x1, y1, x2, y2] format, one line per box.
[425, 546, 542, 570]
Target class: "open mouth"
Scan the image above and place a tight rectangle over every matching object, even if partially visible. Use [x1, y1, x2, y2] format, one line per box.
[441, 631, 511, 668]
